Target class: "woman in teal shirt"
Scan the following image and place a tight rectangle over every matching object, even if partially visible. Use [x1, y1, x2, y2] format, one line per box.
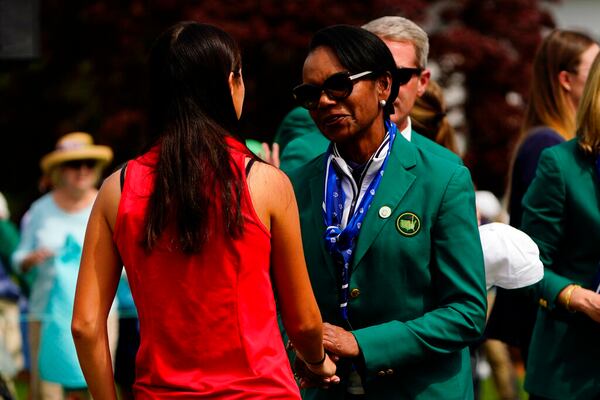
[12, 132, 113, 399]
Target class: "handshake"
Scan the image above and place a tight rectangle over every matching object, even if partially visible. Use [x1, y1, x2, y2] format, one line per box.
[290, 322, 361, 389]
[292, 346, 340, 389]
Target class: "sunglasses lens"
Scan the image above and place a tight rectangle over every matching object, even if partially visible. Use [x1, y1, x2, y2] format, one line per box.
[292, 72, 359, 109]
[293, 84, 321, 110]
[396, 69, 413, 85]
[63, 159, 97, 169]
[395, 68, 422, 85]
[323, 73, 352, 100]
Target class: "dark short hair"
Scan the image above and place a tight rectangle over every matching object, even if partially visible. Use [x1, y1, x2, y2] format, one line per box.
[309, 25, 400, 117]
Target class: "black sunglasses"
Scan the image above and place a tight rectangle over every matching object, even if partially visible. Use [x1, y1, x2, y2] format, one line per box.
[292, 70, 374, 110]
[395, 67, 423, 85]
[62, 159, 97, 169]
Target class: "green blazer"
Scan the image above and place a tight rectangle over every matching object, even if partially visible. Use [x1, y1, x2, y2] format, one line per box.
[410, 130, 463, 165]
[275, 107, 330, 173]
[521, 139, 600, 399]
[289, 136, 486, 399]
[0, 219, 19, 262]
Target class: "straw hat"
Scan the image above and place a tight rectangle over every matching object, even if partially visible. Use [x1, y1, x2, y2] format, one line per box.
[40, 132, 113, 174]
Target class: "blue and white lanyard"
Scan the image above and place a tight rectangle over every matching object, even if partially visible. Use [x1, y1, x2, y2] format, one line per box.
[322, 120, 397, 321]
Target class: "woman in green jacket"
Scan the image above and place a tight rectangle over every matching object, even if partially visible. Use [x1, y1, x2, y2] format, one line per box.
[521, 52, 600, 400]
[289, 25, 486, 399]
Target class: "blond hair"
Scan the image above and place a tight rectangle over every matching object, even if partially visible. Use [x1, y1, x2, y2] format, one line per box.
[576, 53, 600, 156]
[410, 81, 459, 155]
[362, 16, 429, 69]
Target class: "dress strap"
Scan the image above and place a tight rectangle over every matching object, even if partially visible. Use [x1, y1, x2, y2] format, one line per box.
[120, 162, 128, 192]
[245, 158, 256, 177]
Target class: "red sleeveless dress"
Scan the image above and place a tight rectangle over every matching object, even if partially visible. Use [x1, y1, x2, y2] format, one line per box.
[114, 137, 300, 399]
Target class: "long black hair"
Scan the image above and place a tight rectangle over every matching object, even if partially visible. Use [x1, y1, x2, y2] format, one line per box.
[144, 21, 244, 253]
[309, 25, 400, 118]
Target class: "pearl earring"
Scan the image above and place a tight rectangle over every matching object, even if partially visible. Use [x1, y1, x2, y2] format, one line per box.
[379, 99, 386, 107]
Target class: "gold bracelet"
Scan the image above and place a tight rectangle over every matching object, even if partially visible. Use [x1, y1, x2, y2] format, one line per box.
[563, 284, 581, 313]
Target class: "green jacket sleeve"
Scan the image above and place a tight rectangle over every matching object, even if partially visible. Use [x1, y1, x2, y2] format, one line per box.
[521, 148, 572, 310]
[0, 219, 19, 261]
[353, 166, 487, 374]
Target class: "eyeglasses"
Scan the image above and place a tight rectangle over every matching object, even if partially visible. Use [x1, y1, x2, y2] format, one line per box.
[395, 67, 423, 85]
[292, 70, 374, 110]
[62, 159, 97, 170]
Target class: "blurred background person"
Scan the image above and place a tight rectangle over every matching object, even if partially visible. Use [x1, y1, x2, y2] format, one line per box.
[519, 52, 600, 400]
[487, 29, 599, 368]
[409, 80, 460, 156]
[509, 29, 598, 229]
[0, 192, 23, 398]
[362, 16, 461, 165]
[72, 22, 336, 398]
[11, 132, 114, 399]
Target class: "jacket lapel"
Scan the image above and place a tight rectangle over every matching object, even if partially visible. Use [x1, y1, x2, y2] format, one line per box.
[351, 137, 417, 270]
[308, 165, 337, 281]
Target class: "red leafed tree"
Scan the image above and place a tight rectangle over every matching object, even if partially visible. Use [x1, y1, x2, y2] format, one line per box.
[430, 0, 556, 196]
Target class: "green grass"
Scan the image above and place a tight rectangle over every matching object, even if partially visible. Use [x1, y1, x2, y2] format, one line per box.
[10, 374, 528, 399]
[479, 375, 529, 400]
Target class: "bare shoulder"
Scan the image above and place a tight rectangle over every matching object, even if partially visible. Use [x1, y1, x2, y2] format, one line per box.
[252, 161, 293, 192]
[247, 161, 295, 212]
[99, 170, 121, 201]
[251, 160, 292, 185]
[96, 169, 122, 229]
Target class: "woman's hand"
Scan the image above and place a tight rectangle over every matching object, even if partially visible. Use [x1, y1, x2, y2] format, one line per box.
[294, 352, 340, 388]
[21, 248, 53, 272]
[305, 353, 338, 377]
[260, 142, 280, 168]
[568, 286, 600, 323]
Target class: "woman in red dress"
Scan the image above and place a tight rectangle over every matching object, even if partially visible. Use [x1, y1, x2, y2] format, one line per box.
[71, 22, 337, 399]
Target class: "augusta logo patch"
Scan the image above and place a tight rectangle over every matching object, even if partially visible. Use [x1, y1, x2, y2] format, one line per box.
[396, 212, 421, 236]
